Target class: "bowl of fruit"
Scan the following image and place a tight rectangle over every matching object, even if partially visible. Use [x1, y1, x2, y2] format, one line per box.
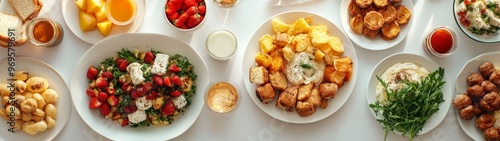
[164, 0, 207, 32]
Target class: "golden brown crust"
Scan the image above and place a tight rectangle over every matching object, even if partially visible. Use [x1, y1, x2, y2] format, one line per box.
[363, 26, 380, 38]
[361, 5, 378, 17]
[256, 83, 276, 104]
[276, 86, 299, 112]
[379, 4, 396, 23]
[373, 0, 389, 8]
[319, 83, 338, 99]
[392, 0, 402, 4]
[363, 11, 384, 30]
[269, 71, 288, 91]
[381, 21, 400, 40]
[349, 14, 364, 34]
[296, 101, 316, 117]
[348, 0, 362, 16]
[355, 0, 373, 8]
[396, 5, 411, 25]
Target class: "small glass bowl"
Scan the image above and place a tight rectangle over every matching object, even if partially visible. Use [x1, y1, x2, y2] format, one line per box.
[204, 80, 241, 115]
[26, 18, 64, 47]
[206, 29, 237, 61]
[423, 26, 458, 57]
[164, 0, 207, 32]
[212, 0, 242, 8]
[105, 0, 137, 25]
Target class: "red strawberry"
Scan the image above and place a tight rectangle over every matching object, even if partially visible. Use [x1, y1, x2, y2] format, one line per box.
[187, 13, 201, 28]
[171, 0, 183, 5]
[171, 75, 182, 86]
[123, 106, 137, 113]
[106, 87, 116, 95]
[163, 77, 172, 87]
[173, 19, 185, 28]
[168, 64, 181, 72]
[162, 99, 176, 116]
[185, 6, 197, 15]
[153, 75, 164, 86]
[184, 0, 198, 8]
[96, 77, 109, 88]
[167, 13, 179, 22]
[165, 2, 176, 15]
[87, 66, 99, 79]
[171, 90, 181, 97]
[146, 91, 157, 100]
[86, 88, 97, 97]
[121, 118, 129, 127]
[178, 12, 189, 25]
[107, 95, 119, 106]
[101, 71, 113, 80]
[122, 83, 133, 93]
[100, 103, 111, 116]
[119, 60, 129, 72]
[196, 0, 203, 3]
[197, 5, 206, 15]
[89, 97, 102, 109]
[97, 91, 108, 102]
[142, 82, 154, 91]
[144, 51, 154, 64]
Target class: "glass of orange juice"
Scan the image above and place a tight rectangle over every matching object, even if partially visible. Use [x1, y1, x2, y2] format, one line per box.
[105, 0, 137, 25]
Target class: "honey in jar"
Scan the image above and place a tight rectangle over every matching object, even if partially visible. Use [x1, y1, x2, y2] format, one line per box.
[27, 18, 63, 47]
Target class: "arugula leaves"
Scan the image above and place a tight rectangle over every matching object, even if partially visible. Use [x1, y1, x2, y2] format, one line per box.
[369, 67, 445, 141]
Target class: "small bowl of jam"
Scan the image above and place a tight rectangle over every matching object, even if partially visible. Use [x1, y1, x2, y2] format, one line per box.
[26, 18, 63, 47]
[204, 81, 241, 115]
[424, 26, 458, 57]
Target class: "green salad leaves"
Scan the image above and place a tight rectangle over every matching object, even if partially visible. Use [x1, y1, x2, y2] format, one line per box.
[369, 67, 446, 141]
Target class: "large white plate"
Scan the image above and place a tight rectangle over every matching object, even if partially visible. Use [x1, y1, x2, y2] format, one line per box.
[455, 51, 500, 141]
[61, 0, 146, 44]
[70, 33, 209, 140]
[339, 0, 414, 50]
[453, 0, 500, 44]
[367, 53, 452, 136]
[0, 57, 71, 141]
[242, 11, 358, 124]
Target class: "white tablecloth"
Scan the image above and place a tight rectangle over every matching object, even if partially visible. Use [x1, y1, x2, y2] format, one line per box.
[1, 0, 498, 140]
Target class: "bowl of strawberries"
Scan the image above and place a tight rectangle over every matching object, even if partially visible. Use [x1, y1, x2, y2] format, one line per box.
[164, 0, 207, 32]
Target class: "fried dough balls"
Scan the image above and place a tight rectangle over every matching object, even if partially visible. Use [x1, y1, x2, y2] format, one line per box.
[490, 71, 500, 86]
[454, 94, 472, 110]
[483, 81, 499, 93]
[484, 127, 500, 141]
[460, 105, 475, 120]
[469, 72, 485, 86]
[480, 62, 496, 78]
[477, 113, 496, 131]
[468, 84, 485, 98]
[480, 92, 500, 112]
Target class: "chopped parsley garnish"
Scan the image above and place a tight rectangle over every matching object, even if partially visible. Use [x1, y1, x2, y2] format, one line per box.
[300, 63, 313, 69]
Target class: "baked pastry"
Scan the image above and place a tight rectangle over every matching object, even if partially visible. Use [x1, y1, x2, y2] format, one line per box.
[350, 14, 364, 34]
[256, 83, 276, 104]
[363, 11, 384, 30]
[381, 21, 400, 40]
[276, 86, 299, 112]
[396, 5, 411, 25]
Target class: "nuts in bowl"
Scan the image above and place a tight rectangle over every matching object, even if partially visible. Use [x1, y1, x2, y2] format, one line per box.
[164, 0, 207, 31]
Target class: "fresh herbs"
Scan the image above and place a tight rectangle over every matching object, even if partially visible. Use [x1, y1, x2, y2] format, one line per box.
[369, 67, 446, 141]
[300, 63, 313, 69]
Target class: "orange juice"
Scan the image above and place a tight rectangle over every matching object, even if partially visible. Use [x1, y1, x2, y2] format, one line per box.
[106, 0, 136, 25]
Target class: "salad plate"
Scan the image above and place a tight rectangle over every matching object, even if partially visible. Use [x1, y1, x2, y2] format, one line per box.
[455, 51, 500, 141]
[453, 0, 500, 44]
[367, 53, 452, 136]
[0, 57, 71, 141]
[70, 33, 209, 140]
[61, 0, 146, 44]
[339, 0, 414, 50]
[242, 11, 358, 124]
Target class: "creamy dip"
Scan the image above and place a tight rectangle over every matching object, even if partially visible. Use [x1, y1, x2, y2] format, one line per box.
[458, 0, 500, 35]
[375, 62, 430, 104]
[285, 52, 326, 86]
[206, 82, 238, 113]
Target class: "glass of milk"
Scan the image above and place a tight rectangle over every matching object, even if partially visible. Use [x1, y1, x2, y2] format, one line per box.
[206, 29, 237, 61]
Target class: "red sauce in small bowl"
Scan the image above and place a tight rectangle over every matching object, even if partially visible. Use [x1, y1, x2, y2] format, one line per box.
[430, 29, 453, 54]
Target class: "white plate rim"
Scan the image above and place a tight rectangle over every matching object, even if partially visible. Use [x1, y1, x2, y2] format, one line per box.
[339, 0, 414, 50]
[0, 56, 72, 141]
[454, 51, 500, 141]
[242, 10, 358, 124]
[70, 33, 209, 141]
[452, 0, 500, 44]
[366, 52, 452, 136]
[61, 0, 146, 44]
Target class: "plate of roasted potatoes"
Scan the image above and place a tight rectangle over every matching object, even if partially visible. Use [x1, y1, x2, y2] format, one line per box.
[0, 57, 71, 141]
[453, 51, 500, 141]
[340, 0, 414, 50]
[243, 11, 358, 124]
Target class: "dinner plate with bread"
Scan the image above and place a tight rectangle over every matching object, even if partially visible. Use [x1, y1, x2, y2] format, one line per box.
[0, 0, 43, 47]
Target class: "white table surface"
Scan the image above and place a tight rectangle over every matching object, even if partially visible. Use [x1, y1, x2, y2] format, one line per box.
[1, 0, 499, 140]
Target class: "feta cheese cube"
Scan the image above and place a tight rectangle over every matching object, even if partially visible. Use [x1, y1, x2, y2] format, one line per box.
[151, 53, 170, 75]
[127, 62, 145, 85]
